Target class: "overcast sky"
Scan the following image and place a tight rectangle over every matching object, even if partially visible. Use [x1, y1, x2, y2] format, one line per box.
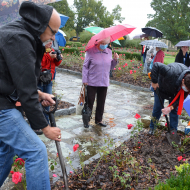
[68, 0, 155, 39]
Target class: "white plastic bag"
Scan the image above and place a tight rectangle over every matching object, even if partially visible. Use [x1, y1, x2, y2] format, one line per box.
[76, 85, 85, 115]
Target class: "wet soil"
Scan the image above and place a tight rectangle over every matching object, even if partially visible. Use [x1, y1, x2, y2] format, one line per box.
[58, 65, 150, 89]
[51, 129, 190, 190]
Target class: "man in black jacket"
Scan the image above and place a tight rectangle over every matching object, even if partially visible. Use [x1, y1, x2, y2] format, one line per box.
[0, 2, 62, 189]
[149, 62, 190, 135]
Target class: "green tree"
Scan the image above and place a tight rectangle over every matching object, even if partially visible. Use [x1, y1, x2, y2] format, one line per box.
[49, 0, 75, 31]
[146, 0, 190, 45]
[74, 0, 125, 36]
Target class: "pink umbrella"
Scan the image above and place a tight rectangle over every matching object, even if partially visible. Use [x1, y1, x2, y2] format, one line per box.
[85, 24, 136, 51]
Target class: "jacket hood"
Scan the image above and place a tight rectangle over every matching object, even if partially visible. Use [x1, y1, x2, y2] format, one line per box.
[19, 1, 53, 37]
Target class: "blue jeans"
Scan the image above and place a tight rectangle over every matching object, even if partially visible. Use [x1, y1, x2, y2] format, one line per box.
[38, 81, 52, 123]
[0, 109, 50, 190]
[143, 53, 146, 64]
[150, 89, 178, 130]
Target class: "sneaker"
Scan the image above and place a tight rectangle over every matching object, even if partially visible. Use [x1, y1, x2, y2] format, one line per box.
[151, 92, 154, 97]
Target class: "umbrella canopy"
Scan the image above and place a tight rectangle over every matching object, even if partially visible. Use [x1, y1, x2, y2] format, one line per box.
[84, 26, 104, 34]
[0, 0, 60, 27]
[84, 26, 122, 46]
[85, 24, 136, 51]
[175, 40, 190, 47]
[140, 40, 168, 48]
[142, 27, 163, 38]
[133, 33, 148, 39]
[55, 30, 66, 47]
[58, 13, 69, 28]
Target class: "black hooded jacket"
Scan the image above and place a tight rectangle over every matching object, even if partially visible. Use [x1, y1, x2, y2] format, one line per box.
[151, 62, 190, 107]
[0, 2, 53, 129]
[175, 49, 190, 67]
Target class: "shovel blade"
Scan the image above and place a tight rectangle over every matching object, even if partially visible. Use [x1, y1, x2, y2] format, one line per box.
[166, 130, 181, 146]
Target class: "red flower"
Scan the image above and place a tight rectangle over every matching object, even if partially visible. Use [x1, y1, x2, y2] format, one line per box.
[73, 144, 79, 152]
[127, 124, 133, 129]
[165, 123, 168, 127]
[134, 70, 136, 73]
[177, 156, 183, 161]
[138, 142, 141, 143]
[125, 63, 128, 66]
[10, 171, 14, 174]
[130, 60, 132, 62]
[138, 67, 139, 69]
[134, 113, 141, 119]
[172, 132, 175, 134]
[123, 65, 125, 68]
[130, 70, 133, 74]
[114, 68, 116, 70]
[15, 158, 25, 166]
[118, 67, 121, 70]
[12, 172, 22, 184]
[140, 64, 142, 66]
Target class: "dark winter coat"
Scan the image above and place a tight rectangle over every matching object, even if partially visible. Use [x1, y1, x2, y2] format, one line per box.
[151, 62, 190, 107]
[175, 49, 190, 67]
[0, 2, 53, 129]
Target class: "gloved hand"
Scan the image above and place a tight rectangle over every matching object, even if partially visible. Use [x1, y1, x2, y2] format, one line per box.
[162, 107, 171, 115]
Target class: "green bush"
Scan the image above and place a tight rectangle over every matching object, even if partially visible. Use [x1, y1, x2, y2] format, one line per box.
[59, 47, 80, 55]
[154, 163, 190, 190]
[79, 31, 93, 43]
[115, 50, 141, 61]
[124, 39, 142, 50]
[65, 41, 82, 47]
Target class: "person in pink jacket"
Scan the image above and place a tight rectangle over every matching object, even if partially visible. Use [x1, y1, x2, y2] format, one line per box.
[82, 37, 119, 127]
[153, 47, 165, 64]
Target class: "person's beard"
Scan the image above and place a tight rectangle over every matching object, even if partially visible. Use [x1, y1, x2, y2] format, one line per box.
[43, 39, 53, 46]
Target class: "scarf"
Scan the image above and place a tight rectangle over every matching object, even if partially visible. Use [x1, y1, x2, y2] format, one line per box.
[168, 88, 184, 115]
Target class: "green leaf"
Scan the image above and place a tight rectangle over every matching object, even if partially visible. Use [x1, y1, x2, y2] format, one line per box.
[50, 165, 54, 171]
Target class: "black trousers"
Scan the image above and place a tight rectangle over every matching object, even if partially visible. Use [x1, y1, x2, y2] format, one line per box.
[87, 86, 107, 123]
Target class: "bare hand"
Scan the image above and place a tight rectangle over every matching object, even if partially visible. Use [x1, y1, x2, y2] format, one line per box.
[113, 52, 119, 61]
[49, 52, 57, 59]
[38, 91, 55, 106]
[42, 125, 61, 141]
[151, 83, 159, 90]
[83, 83, 88, 86]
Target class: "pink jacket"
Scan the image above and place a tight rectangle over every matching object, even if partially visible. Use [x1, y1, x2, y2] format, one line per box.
[153, 50, 165, 64]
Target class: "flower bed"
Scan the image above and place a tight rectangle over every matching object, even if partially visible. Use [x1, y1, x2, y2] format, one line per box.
[59, 53, 150, 89]
[50, 116, 190, 190]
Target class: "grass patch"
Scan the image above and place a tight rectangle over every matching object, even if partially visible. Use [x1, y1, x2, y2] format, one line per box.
[164, 56, 175, 65]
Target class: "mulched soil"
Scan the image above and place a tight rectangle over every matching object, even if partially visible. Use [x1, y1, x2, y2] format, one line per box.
[51, 128, 190, 190]
[58, 64, 150, 89]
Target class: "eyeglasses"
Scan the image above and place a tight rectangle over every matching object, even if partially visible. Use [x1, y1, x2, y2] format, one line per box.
[47, 25, 57, 36]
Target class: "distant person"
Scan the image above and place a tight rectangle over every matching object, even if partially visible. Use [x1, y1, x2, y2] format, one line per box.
[175, 46, 190, 67]
[38, 40, 62, 123]
[142, 36, 149, 64]
[153, 47, 165, 64]
[143, 46, 156, 74]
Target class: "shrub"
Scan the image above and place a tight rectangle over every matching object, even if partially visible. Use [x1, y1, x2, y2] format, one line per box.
[114, 50, 141, 60]
[65, 42, 82, 47]
[79, 31, 93, 43]
[154, 163, 190, 190]
[59, 47, 80, 55]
